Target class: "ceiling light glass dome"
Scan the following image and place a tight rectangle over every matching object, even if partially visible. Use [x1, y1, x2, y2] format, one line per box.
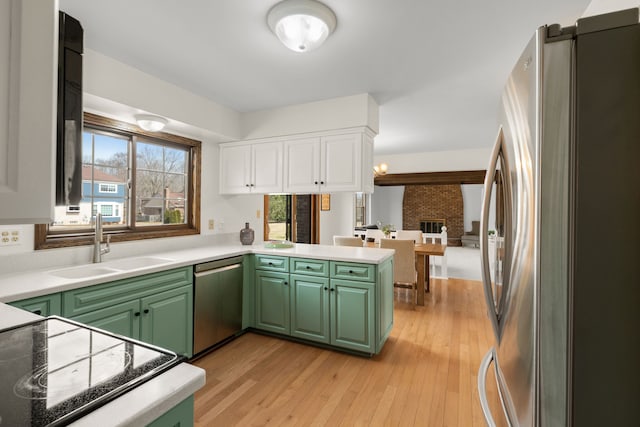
[267, 0, 337, 53]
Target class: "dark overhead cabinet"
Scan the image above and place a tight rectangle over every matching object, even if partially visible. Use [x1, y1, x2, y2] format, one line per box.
[56, 11, 83, 206]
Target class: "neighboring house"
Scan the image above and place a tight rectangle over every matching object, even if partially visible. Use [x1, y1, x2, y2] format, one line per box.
[53, 165, 126, 226]
[139, 188, 185, 224]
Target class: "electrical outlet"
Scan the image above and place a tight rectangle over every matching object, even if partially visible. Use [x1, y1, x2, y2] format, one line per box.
[0, 229, 20, 246]
[256, 209, 261, 218]
[208, 219, 214, 230]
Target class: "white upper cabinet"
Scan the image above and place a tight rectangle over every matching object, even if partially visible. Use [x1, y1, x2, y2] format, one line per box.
[219, 141, 283, 194]
[321, 133, 363, 193]
[284, 131, 374, 194]
[219, 144, 251, 194]
[0, 0, 57, 224]
[220, 128, 374, 195]
[252, 142, 283, 193]
[283, 137, 321, 193]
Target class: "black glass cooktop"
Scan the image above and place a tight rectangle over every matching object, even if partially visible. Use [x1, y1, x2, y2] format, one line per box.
[0, 316, 183, 426]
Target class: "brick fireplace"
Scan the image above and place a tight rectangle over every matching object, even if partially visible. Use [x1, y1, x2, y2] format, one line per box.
[402, 184, 464, 245]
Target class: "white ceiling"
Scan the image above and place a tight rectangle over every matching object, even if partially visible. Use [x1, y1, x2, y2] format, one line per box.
[59, 0, 591, 155]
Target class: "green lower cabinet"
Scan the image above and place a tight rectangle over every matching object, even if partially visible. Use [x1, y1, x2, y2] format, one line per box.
[71, 285, 193, 357]
[330, 279, 375, 353]
[377, 258, 394, 350]
[63, 267, 193, 357]
[9, 293, 62, 316]
[140, 285, 193, 357]
[290, 274, 330, 344]
[254, 257, 392, 355]
[255, 270, 290, 334]
[71, 299, 141, 338]
[146, 395, 194, 427]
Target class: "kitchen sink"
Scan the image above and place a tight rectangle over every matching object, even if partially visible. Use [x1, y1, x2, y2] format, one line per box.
[50, 266, 120, 279]
[106, 256, 175, 270]
[48, 256, 176, 280]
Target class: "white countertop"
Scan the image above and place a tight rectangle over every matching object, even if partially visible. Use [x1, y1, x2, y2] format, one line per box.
[0, 243, 393, 302]
[0, 302, 43, 328]
[0, 304, 206, 427]
[68, 363, 205, 427]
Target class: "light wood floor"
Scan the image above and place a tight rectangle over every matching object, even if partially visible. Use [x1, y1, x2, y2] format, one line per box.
[192, 278, 496, 426]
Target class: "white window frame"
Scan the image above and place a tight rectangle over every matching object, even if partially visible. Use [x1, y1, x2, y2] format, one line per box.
[98, 183, 117, 193]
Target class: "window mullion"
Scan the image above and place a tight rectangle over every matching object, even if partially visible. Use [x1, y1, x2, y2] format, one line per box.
[130, 136, 137, 232]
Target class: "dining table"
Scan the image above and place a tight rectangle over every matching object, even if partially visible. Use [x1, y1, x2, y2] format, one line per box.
[364, 241, 446, 305]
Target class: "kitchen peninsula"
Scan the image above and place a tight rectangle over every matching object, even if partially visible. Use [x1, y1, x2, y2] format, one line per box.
[0, 242, 394, 424]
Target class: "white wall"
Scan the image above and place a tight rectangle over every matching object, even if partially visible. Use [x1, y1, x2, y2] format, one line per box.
[200, 141, 264, 242]
[462, 184, 483, 232]
[583, 0, 638, 16]
[241, 93, 379, 140]
[370, 186, 405, 229]
[84, 50, 242, 142]
[319, 192, 355, 245]
[374, 147, 492, 174]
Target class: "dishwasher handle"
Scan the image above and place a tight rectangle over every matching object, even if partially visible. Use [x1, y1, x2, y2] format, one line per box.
[194, 263, 242, 277]
[194, 256, 244, 274]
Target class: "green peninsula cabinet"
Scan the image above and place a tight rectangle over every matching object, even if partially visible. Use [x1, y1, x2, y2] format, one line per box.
[290, 273, 331, 344]
[254, 255, 291, 334]
[63, 267, 194, 357]
[254, 254, 393, 356]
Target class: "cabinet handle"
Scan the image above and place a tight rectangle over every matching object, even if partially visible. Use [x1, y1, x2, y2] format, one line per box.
[33, 309, 42, 315]
[320, 181, 325, 185]
[134, 312, 141, 317]
[251, 183, 255, 187]
[245, 184, 250, 187]
[314, 181, 318, 185]
[143, 309, 150, 314]
[348, 270, 354, 274]
[324, 287, 328, 291]
[268, 262, 274, 266]
[305, 266, 311, 269]
[284, 281, 288, 285]
[330, 288, 335, 292]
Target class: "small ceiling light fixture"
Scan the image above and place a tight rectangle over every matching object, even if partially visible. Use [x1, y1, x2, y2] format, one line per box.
[373, 163, 388, 177]
[267, 0, 337, 53]
[135, 114, 168, 132]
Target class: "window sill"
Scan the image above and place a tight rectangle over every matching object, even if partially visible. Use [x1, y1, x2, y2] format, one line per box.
[34, 226, 200, 250]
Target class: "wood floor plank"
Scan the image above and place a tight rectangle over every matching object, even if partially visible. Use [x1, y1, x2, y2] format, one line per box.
[192, 277, 497, 426]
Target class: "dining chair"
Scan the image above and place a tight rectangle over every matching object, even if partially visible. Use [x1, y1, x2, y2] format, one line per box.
[380, 238, 417, 304]
[365, 229, 386, 243]
[395, 229, 424, 244]
[333, 236, 364, 247]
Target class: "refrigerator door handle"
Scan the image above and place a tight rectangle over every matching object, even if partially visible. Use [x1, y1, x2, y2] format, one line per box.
[478, 347, 512, 427]
[478, 348, 498, 427]
[480, 127, 503, 341]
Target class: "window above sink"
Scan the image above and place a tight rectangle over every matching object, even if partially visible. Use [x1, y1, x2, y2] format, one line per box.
[35, 113, 202, 250]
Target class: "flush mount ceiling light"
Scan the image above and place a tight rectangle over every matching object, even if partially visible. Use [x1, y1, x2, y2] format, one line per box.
[135, 114, 167, 132]
[267, 0, 337, 53]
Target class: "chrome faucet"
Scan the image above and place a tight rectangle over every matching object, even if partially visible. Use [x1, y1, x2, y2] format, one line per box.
[93, 213, 111, 263]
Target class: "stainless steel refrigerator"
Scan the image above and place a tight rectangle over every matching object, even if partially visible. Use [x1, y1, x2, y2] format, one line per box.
[477, 8, 640, 427]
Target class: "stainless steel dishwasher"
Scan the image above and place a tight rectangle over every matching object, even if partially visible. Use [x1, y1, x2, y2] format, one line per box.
[193, 256, 244, 356]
